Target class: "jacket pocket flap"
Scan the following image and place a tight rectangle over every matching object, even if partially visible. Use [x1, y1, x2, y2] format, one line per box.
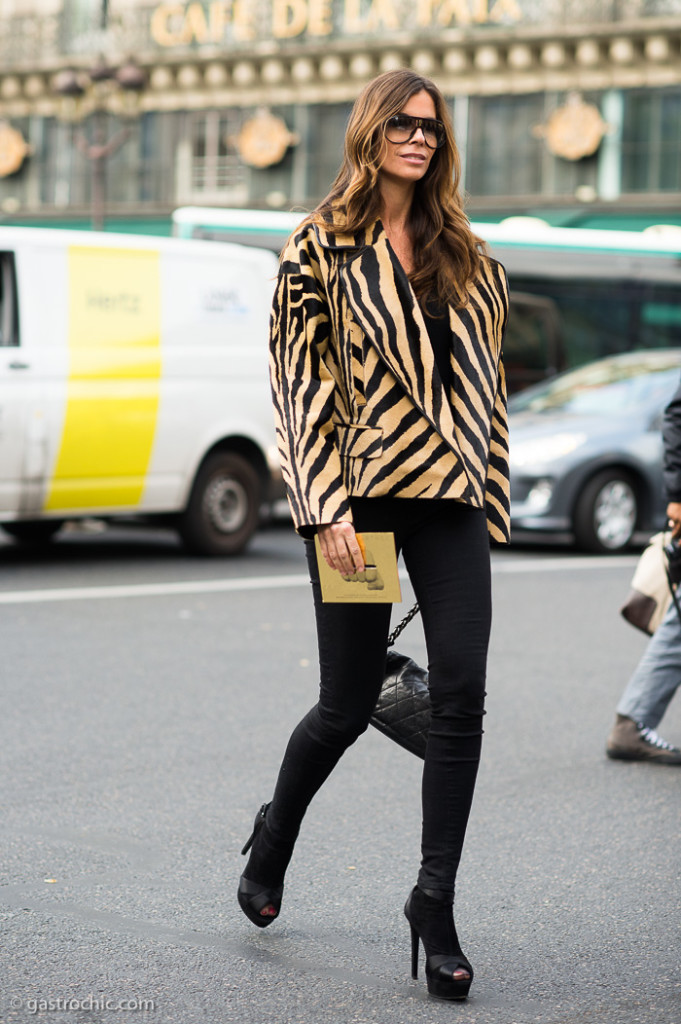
[334, 423, 383, 459]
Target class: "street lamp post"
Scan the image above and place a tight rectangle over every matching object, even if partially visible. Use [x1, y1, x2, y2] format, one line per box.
[53, 58, 145, 231]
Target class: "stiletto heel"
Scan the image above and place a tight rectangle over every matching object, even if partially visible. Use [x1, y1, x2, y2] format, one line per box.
[404, 886, 473, 1001]
[409, 922, 419, 980]
[240, 803, 268, 856]
[237, 803, 287, 928]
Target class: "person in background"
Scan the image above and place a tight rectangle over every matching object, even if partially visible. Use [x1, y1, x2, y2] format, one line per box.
[237, 68, 510, 1001]
[606, 376, 681, 765]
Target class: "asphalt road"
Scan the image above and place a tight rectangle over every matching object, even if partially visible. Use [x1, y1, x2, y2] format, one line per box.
[1, 522, 679, 1024]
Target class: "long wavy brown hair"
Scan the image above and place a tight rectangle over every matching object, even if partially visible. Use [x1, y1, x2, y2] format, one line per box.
[307, 69, 485, 308]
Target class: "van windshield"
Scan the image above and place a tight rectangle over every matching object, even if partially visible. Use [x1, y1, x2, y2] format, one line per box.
[0, 253, 18, 347]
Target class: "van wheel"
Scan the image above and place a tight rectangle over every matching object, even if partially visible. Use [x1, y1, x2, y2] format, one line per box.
[2, 520, 64, 545]
[178, 452, 261, 556]
[573, 470, 638, 553]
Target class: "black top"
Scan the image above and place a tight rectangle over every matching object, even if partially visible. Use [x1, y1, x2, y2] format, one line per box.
[424, 302, 453, 398]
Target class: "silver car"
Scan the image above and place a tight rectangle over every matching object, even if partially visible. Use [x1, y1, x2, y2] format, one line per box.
[508, 350, 681, 552]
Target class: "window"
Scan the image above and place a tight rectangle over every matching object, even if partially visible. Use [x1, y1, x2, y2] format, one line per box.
[621, 88, 681, 193]
[505, 293, 563, 392]
[639, 298, 681, 349]
[466, 92, 600, 199]
[187, 111, 248, 203]
[466, 93, 544, 196]
[0, 253, 19, 347]
[305, 103, 353, 203]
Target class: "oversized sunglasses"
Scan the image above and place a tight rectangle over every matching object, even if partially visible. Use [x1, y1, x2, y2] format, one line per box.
[384, 113, 446, 150]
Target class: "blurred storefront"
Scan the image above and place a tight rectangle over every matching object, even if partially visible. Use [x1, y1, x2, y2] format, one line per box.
[0, 0, 680, 233]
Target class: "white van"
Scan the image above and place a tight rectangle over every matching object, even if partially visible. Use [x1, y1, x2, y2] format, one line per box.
[0, 226, 282, 555]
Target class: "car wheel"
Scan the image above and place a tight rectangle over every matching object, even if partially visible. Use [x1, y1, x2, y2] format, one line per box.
[573, 470, 638, 553]
[178, 452, 261, 556]
[2, 520, 64, 544]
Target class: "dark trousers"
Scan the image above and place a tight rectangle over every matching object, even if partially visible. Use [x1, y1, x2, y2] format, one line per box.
[266, 497, 492, 895]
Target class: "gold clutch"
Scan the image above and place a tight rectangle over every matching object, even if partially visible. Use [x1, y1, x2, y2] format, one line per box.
[314, 531, 402, 603]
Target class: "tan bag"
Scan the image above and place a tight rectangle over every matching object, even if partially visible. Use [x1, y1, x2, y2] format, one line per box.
[620, 532, 673, 635]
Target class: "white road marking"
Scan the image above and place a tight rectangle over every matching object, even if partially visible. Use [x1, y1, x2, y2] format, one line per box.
[0, 573, 310, 605]
[491, 555, 636, 573]
[0, 556, 637, 605]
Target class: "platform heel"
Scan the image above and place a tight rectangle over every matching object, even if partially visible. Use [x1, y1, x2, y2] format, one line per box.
[404, 886, 473, 1001]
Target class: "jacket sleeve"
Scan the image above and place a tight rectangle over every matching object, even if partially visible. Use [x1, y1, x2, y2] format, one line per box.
[269, 247, 353, 535]
[483, 260, 511, 544]
[484, 357, 511, 543]
[662, 375, 681, 502]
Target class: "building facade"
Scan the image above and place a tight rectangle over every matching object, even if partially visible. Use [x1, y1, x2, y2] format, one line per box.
[0, 0, 680, 232]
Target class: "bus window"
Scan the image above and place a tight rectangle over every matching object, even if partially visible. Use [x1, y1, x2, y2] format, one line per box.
[509, 276, 640, 367]
[504, 292, 564, 392]
[508, 275, 681, 368]
[639, 298, 681, 348]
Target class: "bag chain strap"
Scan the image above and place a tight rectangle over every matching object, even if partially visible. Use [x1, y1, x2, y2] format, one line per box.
[387, 601, 420, 648]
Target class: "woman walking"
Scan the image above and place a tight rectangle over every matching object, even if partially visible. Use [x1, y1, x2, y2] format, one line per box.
[238, 68, 510, 1002]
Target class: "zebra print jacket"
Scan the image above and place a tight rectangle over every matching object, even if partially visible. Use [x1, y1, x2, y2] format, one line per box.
[269, 219, 511, 543]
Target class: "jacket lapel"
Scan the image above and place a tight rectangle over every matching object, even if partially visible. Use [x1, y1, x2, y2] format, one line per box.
[317, 221, 465, 468]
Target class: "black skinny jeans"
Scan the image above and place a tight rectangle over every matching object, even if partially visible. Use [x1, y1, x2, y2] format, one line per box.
[266, 497, 492, 896]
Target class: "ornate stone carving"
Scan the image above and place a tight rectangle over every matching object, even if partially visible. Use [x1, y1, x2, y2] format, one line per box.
[533, 92, 609, 161]
[0, 121, 31, 177]
[236, 108, 299, 168]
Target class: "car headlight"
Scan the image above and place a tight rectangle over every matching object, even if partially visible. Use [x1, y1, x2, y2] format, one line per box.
[510, 432, 587, 469]
[526, 479, 554, 512]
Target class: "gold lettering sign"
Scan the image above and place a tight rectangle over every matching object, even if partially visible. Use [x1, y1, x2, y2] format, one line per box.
[150, 0, 521, 46]
[417, 0, 521, 26]
[150, 1, 254, 46]
[417, 0, 470, 26]
[272, 0, 332, 36]
[344, 0, 399, 32]
[309, 0, 333, 34]
[272, 0, 307, 37]
[150, 3, 185, 46]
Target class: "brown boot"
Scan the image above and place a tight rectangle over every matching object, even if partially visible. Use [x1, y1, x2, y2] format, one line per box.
[606, 714, 681, 765]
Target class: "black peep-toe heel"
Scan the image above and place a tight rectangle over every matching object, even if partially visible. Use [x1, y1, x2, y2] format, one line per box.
[237, 803, 284, 928]
[404, 886, 474, 1001]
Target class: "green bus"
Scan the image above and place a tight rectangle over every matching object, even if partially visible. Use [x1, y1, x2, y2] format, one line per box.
[173, 207, 681, 393]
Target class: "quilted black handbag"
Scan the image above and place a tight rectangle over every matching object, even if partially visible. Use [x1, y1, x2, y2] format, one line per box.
[369, 603, 430, 759]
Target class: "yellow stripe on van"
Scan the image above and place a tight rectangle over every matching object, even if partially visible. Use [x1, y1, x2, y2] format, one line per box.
[45, 247, 161, 510]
